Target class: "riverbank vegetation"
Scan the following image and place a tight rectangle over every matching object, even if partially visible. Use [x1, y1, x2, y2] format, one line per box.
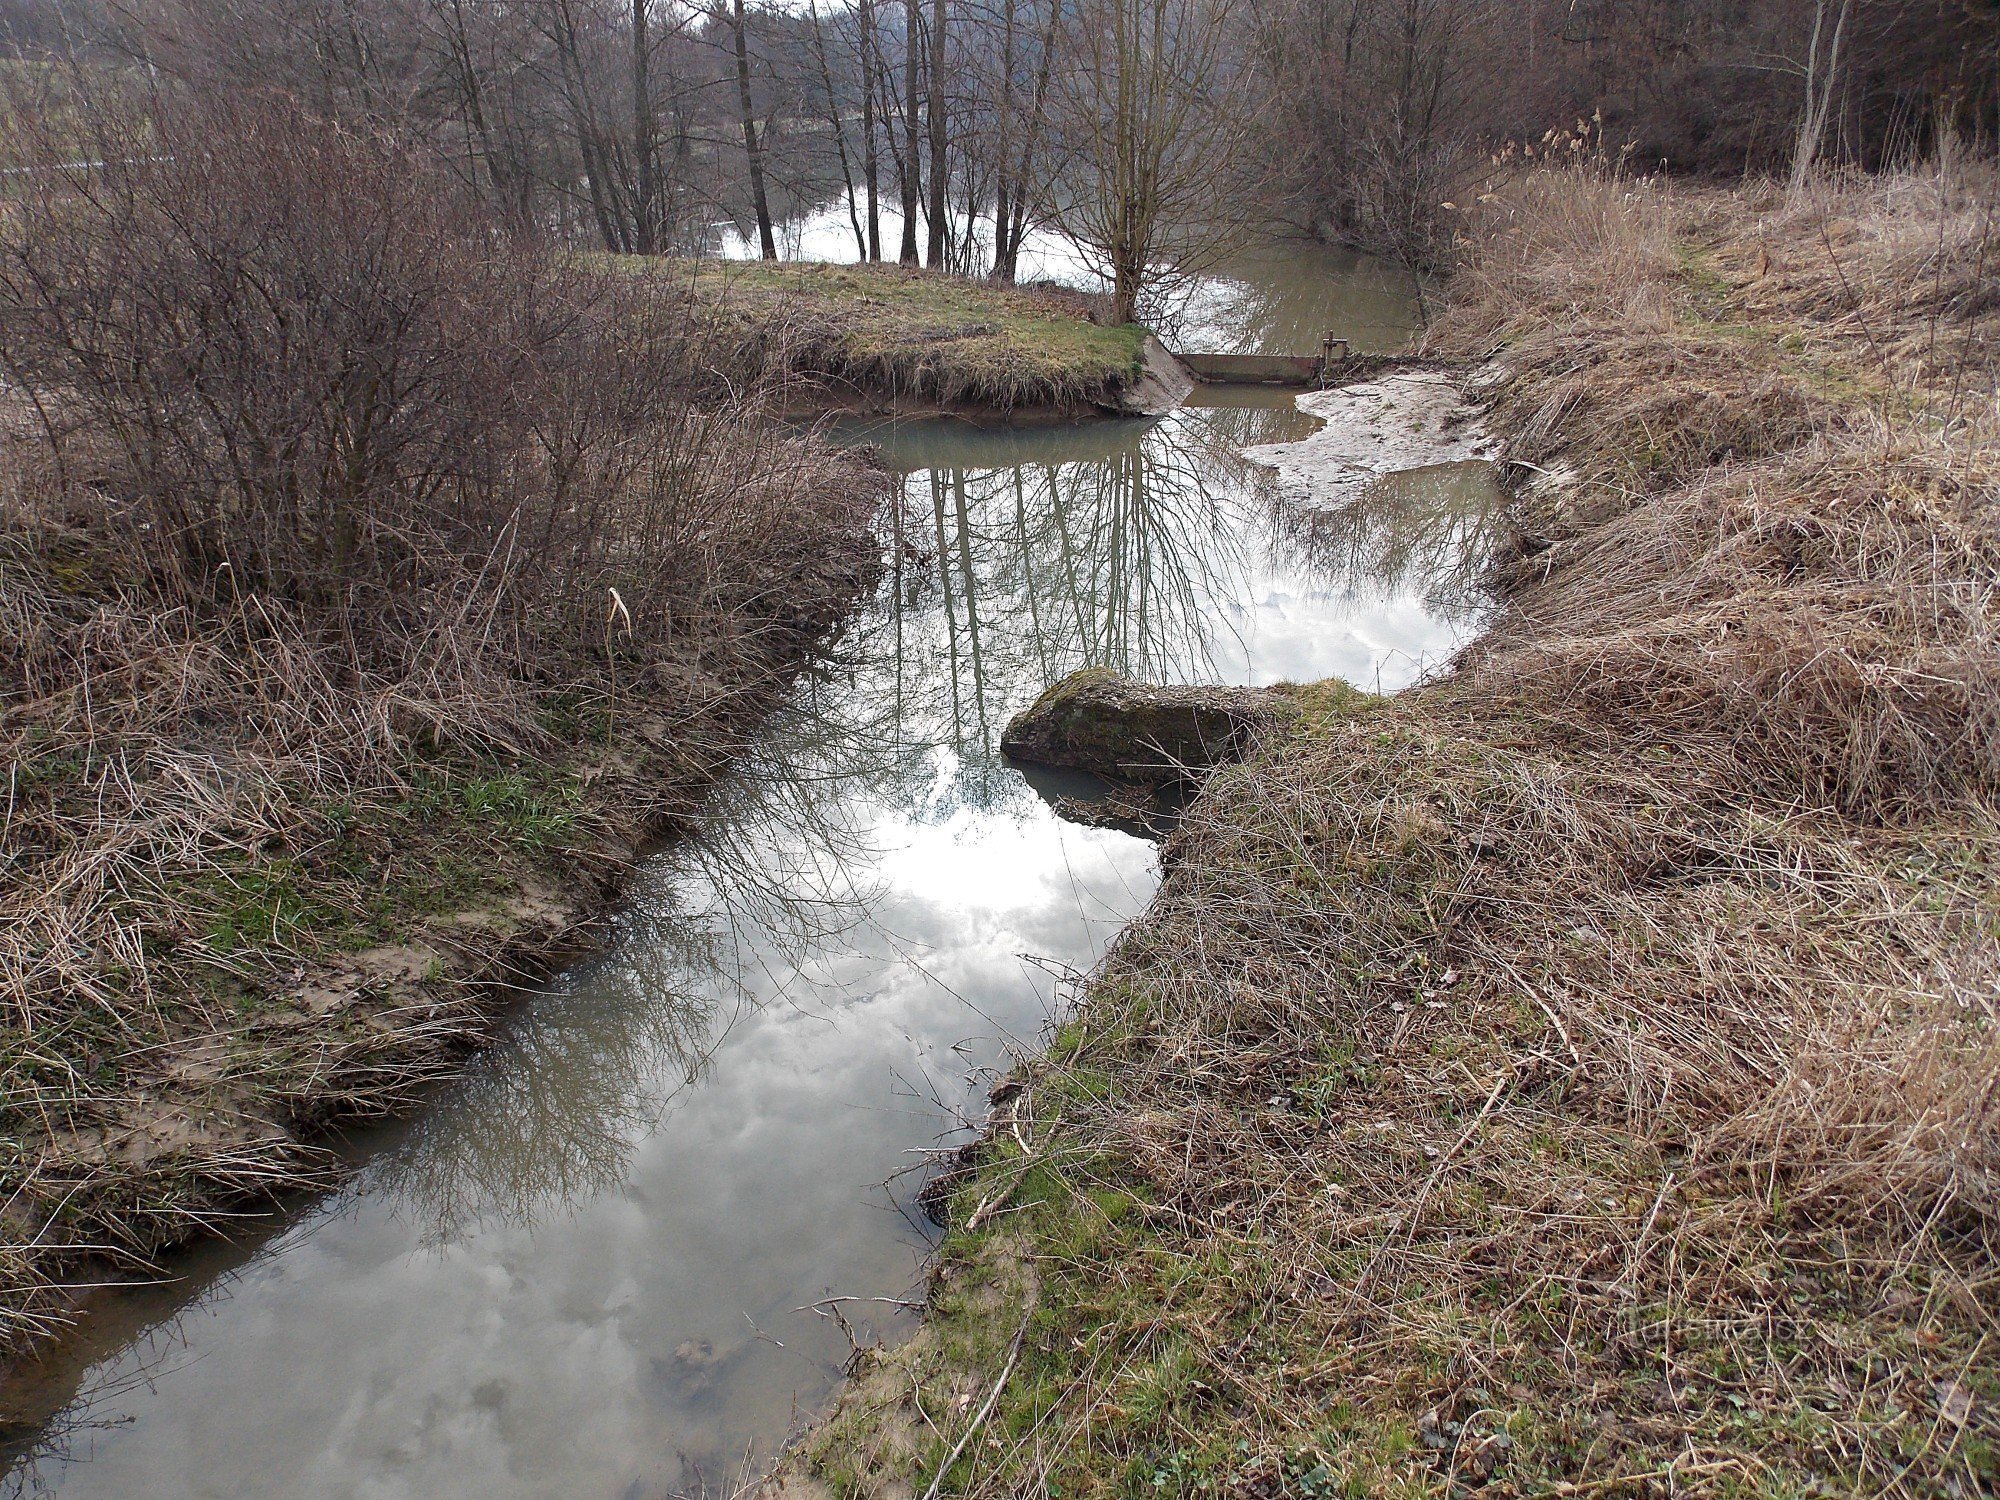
[4, 0, 1996, 1477]
[663, 259, 1148, 412]
[786, 154, 2000, 1499]
[0, 96, 884, 1359]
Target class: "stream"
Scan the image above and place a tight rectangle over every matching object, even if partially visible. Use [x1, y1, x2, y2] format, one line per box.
[0, 239, 1500, 1500]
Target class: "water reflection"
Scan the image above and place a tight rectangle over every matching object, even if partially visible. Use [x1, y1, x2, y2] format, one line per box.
[3, 312, 1497, 1500]
[1169, 241, 1429, 356]
[1284, 461, 1506, 629]
[2, 601, 1157, 1498]
[837, 400, 1496, 815]
[369, 914, 725, 1248]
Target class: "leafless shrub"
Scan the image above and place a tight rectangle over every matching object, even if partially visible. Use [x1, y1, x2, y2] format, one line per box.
[0, 88, 887, 1360]
[4, 94, 539, 612]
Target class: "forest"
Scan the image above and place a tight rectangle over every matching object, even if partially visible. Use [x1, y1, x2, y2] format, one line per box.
[4, 1, 1990, 300]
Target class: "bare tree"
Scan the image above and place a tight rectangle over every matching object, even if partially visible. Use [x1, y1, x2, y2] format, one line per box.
[807, 0, 866, 255]
[898, 0, 922, 261]
[1048, 0, 1249, 322]
[728, 0, 778, 255]
[1788, 0, 1856, 193]
[923, 0, 949, 265]
[980, 0, 1059, 279]
[856, 0, 883, 256]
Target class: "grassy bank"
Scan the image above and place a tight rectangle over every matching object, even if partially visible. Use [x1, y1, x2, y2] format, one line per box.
[0, 103, 889, 1364]
[632, 259, 1151, 415]
[0, 438, 882, 1365]
[785, 163, 2000, 1497]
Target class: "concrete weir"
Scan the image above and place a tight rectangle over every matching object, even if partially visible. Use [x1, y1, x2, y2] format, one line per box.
[1177, 351, 1326, 385]
[1174, 336, 1353, 387]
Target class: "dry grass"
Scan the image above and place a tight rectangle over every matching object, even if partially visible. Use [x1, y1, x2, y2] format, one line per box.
[0, 402, 885, 1364]
[791, 159, 2000, 1499]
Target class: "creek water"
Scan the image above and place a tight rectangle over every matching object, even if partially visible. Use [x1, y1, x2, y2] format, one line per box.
[0, 244, 1498, 1500]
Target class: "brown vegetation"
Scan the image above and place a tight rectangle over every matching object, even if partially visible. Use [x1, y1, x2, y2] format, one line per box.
[0, 99, 886, 1361]
[1247, 0, 1997, 267]
[790, 159, 1999, 1498]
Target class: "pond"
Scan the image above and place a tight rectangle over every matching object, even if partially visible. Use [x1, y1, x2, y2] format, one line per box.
[0, 244, 1498, 1500]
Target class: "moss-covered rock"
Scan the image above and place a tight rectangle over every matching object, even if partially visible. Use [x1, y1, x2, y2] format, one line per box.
[999, 668, 1304, 782]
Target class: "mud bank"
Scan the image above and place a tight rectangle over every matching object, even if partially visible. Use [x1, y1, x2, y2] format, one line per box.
[1240, 367, 1498, 502]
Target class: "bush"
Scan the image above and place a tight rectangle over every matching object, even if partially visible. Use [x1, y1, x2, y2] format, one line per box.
[0, 90, 810, 713]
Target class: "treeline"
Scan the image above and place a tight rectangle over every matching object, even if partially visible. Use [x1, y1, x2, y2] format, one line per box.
[0, 0, 1111, 271]
[3, 0, 1993, 278]
[1253, 0, 2000, 262]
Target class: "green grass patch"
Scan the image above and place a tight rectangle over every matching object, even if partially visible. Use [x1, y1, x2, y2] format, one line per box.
[617, 257, 1150, 412]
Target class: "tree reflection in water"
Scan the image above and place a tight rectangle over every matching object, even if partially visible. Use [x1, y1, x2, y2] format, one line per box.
[366, 682, 901, 1245]
[359, 397, 1487, 1246]
[838, 399, 1500, 814]
[1283, 460, 1505, 628]
[1, 389, 1504, 1500]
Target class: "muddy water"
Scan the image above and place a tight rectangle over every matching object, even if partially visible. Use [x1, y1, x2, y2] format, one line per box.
[0, 257, 1496, 1500]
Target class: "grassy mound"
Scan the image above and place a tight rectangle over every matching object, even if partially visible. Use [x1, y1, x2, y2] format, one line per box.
[629, 259, 1151, 414]
[791, 162, 2000, 1499]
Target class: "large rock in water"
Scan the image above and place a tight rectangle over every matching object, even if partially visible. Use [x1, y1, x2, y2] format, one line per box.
[1000, 667, 1299, 782]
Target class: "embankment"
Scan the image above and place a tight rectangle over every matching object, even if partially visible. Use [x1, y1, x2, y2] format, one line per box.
[0, 437, 886, 1369]
[630, 259, 1175, 418]
[779, 163, 2000, 1497]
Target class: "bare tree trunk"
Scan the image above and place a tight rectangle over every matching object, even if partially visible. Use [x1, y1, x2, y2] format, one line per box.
[1789, 0, 1854, 196]
[992, 0, 1017, 278]
[632, 0, 657, 253]
[858, 0, 883, 258]
[731, 0, 777, 258]
[996, 0, 1059, 280]
[437, 3, 486, 193]
[810, 2, 867, 256]
[874, 46, 909, 256]
[544, 0, 631, 252]
[924, 0, 949, 267]
[899, 0, 922, 262]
